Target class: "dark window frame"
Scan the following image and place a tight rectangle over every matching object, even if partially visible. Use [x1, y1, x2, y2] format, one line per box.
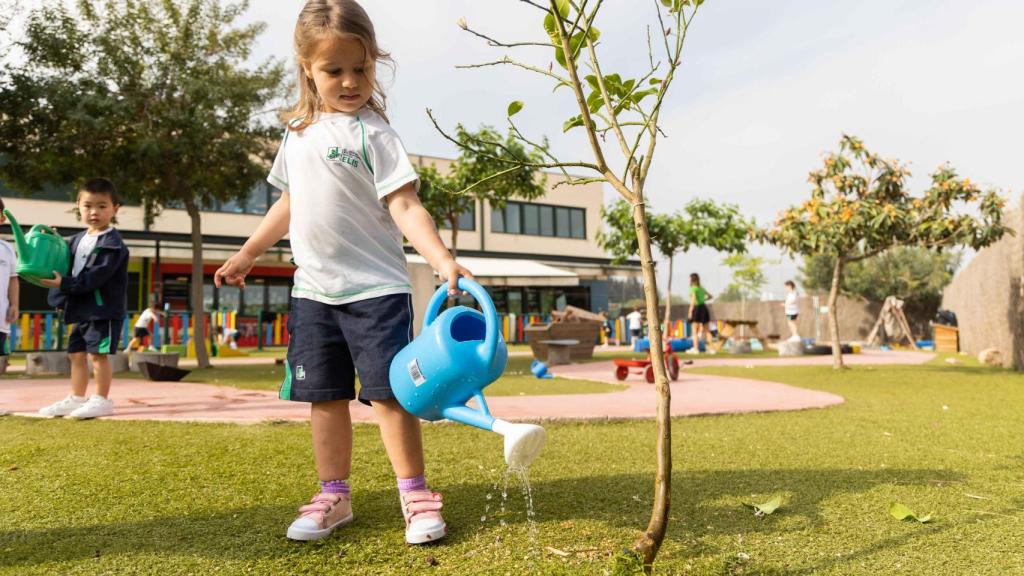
[491, 200, 587, 239]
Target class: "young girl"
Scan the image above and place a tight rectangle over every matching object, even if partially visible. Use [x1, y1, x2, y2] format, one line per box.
[687, 273, 713, 354]
[215, 0, 471, 544]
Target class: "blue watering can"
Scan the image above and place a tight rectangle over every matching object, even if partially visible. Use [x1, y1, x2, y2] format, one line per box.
[530, 359, 554, 379]
[390, 278, 546, 468]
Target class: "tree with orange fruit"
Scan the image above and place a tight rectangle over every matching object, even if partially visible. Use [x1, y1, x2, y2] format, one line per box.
[762, 135, 1009, 369]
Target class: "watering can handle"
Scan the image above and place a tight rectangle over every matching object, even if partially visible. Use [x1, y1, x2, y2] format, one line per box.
[422, 277, 499, 364]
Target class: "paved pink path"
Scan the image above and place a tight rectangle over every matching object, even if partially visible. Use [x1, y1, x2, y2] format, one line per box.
[0, 350, 930, 424]
[0, 373, 843, 424]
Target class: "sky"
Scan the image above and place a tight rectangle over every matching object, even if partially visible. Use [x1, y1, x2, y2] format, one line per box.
[11, 1, 1024, 297]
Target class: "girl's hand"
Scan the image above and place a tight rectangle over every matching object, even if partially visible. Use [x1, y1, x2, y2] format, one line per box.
[437, 259, 474, 295]
[214, 252, 254, 289]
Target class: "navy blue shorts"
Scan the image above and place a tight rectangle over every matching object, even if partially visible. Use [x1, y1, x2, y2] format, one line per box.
[280, 294, 414, 405]
[67, 319, 122, 355]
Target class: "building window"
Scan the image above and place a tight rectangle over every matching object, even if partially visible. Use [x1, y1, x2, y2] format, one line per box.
[506, 203, 521, 233]
[555, 207, 570, 238]
[522, 204, 540, 235]
[491, 201, 586, 239]
[539, 206, 554, 236]
[570, 209, 585, 239]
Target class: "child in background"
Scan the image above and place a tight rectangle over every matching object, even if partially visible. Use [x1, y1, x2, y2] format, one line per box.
[626, 307, 643, 342]
[215, 0, 472, 544]
[0, 199, 19, 378]
[39, 178, 129, 419]
[126, 299, 162, 352]
[687, 273, 714, 354]
[217, 324, 239, 350]
[783, 280, 801, 342]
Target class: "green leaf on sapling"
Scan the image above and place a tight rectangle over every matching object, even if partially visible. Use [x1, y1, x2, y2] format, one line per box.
[742, 495, 783, 517]
[507, 101, 524, 117]
[562, 115, 584, 132]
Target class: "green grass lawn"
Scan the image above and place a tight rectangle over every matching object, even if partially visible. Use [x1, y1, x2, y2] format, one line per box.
[2, 358, 1022, 574]
[182, 355, 624, 396]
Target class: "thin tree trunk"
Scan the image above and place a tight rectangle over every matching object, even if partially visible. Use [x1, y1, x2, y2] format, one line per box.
[663, 255, 674, 339]
[631, 198, 671, 568]
[828, 257, 845, 370]
[186, 200, 211, 369]
[449, 215, 459, 259]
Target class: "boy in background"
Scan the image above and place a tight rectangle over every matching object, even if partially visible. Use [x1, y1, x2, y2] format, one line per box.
[39, 178, 129, 419]
[126, 299, 163, 352]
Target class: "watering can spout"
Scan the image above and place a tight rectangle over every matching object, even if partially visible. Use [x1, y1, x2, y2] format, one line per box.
[3, 210, 28, 256]
[492, 419, 547, 468]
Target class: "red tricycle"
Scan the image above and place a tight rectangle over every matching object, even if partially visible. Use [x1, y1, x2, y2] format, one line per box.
[613, 342, 680, 383]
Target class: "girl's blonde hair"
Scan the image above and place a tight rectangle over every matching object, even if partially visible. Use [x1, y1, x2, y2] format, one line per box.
[288, 0, 392, 131]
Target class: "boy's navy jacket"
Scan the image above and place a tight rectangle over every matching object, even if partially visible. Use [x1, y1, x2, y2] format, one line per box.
[46, 229, 129, 323]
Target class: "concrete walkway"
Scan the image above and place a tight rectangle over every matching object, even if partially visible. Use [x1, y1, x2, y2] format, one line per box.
[0, 350, 931, 424]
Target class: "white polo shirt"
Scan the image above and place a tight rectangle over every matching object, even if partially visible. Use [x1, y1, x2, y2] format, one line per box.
[268, 110, 419, 306]
[0, 240, 16, 333]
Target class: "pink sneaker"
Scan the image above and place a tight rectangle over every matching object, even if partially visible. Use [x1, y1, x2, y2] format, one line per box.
[286, 492, 354, 541]
[400, 490, 447, 544]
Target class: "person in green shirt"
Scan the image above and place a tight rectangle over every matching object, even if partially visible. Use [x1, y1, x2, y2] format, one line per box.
[687, 273, 714, 354]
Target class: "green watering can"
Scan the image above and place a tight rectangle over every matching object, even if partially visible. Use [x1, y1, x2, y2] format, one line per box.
[3, 209, 70, 288]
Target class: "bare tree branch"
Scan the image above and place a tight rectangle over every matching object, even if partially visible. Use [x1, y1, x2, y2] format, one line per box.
[428, 108, 601, 173]
[460, 23, 553, 49]
[455, 56, 570, 85]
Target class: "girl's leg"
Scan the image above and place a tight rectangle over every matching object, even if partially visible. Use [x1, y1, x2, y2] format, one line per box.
[311, 400, 354, 481]
[288, 400, 355, 542]
[373, 399, 445, 544]
[371, 399, 424, 478]
[91, 354, 112, 397]
[69, 352, 89, 397]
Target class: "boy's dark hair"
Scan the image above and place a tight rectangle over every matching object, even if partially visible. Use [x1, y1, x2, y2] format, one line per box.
[0, 196, 5, 211]
[689, 273, 701, 285]
[78, 177, 122, 205]
[784, 280, 796, 289]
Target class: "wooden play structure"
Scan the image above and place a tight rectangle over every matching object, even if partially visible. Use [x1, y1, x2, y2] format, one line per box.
[866, 296, 919, 349]
[525, 306, 602, 362]
[711, 319, 769, 353]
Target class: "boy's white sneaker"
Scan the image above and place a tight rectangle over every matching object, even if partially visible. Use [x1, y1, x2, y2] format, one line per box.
[39, 395, 88, 417]
[68, 395, 114, 419]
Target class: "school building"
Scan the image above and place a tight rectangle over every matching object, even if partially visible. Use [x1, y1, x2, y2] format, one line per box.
[0, 153, 640, 351]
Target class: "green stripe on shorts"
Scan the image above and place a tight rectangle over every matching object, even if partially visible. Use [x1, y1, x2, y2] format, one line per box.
[279, 359, 293, 401]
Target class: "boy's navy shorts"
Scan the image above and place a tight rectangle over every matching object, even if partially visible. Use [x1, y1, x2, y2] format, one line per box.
[67, 319, 122, 355]
[280, 293, 414, 405]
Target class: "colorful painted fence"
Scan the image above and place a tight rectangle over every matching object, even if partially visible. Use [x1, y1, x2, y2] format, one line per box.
[6, 311, 710, 351]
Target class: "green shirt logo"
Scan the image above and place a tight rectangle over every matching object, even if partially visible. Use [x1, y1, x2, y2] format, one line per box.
[326, 147, 360, 168]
